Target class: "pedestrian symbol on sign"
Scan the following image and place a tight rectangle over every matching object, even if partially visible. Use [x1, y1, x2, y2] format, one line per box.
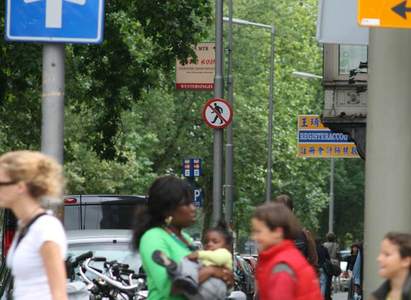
[202, 98, 233, 129]
[24, 0, 86, 29]
[211, 103, 224, 124]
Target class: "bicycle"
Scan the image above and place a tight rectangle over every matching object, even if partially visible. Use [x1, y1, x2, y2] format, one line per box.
[67, 252, 147, 300]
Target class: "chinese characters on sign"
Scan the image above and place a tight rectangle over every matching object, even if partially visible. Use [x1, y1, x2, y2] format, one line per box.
[176, 42, 215, 90]
[297, 115, 360, 158]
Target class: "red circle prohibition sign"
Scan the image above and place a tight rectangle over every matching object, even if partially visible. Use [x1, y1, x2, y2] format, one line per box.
[202, 98, 233, 129]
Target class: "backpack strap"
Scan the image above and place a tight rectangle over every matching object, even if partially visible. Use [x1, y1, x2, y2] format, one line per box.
[15, 212, 47, 249]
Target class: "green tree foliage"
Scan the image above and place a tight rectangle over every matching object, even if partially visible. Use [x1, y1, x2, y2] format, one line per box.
[0, 0, 364, 244]
[317, 159, 365, 246]
[0, 0, 212, 159]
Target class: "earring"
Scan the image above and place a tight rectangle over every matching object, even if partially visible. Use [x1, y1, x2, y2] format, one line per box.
[165, 216, 173, 226]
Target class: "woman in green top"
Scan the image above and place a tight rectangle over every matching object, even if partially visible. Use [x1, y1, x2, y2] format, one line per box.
[133, 176, 232, 300]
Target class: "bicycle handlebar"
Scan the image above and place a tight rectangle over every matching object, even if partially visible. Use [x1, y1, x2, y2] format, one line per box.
[92, 256, 107, 262]
[83, 258, 141, 291]
[74, 251, 93, 265]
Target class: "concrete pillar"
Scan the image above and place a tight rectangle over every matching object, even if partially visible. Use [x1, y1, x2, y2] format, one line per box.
[364, 28, 411, 296]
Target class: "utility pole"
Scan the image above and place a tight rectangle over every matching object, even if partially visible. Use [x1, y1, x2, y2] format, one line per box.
[212, 0, 224, 225]
[364, 28, 411, 296]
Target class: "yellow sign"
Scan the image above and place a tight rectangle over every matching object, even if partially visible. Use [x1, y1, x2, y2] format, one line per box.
[358, 0, 411, 28]
[297, 115, 360, 158]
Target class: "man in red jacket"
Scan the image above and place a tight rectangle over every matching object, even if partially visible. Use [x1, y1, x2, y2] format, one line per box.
[252, 203, 323, 300]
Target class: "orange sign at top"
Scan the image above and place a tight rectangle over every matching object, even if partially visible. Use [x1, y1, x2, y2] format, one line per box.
[358, 0, 411, 28]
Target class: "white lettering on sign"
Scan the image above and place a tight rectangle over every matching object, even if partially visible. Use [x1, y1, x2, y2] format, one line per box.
[23, 0, 86, 28]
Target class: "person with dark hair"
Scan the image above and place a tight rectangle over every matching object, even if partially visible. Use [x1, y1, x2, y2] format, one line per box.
[347, 243, 360, 272]
[323, 233, 340, 261]
[275, 194, 294, 210]
[315, 238, 330, 297]
[323, 232, 340, 300]
[152, 221, 234, 300]
[369, 232, 411, 300]
[133, 176, 232, 300]
[252, 203, 322, 300]
[350, 243, 363, 300]
[274, 194, 318, 267]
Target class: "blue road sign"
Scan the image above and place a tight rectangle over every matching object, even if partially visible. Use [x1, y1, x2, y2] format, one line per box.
[194, 188, 203, 208]
[182, 158, 202, 177]
[5, 0, 105, 43]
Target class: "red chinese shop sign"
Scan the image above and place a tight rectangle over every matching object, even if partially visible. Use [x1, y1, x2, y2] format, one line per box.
[176, 42, 215, 91]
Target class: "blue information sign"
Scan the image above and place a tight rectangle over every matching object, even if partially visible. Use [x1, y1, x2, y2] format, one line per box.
[5, 0, 105, 43]
[193, 188, 203, 208]
[182, 158, 202, 177]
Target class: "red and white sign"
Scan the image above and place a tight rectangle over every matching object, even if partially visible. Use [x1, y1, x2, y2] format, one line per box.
[176, 42, 215, 91]
[202, 98, 233, 129]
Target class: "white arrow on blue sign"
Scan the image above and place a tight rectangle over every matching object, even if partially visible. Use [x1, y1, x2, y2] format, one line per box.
[5, 0, 105, 43]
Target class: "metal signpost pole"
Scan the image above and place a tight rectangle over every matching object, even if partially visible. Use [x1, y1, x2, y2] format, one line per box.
[41, 44, 65, 164]
[265, 26, 275, 202]
[41, 44, 65, 218]
[225, 0, 234, 224]
[212, 0, 224, 225]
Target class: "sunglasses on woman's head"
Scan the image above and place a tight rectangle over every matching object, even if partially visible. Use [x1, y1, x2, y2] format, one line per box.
[0, 181, 18, 186]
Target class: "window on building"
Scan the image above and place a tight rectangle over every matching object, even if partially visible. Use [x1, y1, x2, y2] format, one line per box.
[339, 45, 368, 75]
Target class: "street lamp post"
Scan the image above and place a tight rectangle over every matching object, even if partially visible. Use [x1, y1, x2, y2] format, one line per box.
[292, 71, 335, 233]
[222, 17, 276, 205]
[292, 71, 323, 80]
[329, 158, 335, 233]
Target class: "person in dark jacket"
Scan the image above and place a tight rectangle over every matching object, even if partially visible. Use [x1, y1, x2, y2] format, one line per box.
[369, 232, 411, 300]
[323, 232, 340, 300]
[316, 238, 330, 297]
[347, 243, 360, 272]
[273, 194, 318, 267]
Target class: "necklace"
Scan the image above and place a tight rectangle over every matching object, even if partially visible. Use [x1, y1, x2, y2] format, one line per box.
[163, 226, 196, 251]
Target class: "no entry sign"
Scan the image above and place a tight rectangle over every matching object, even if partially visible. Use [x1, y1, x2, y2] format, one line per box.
[202, 98, 233, 129]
